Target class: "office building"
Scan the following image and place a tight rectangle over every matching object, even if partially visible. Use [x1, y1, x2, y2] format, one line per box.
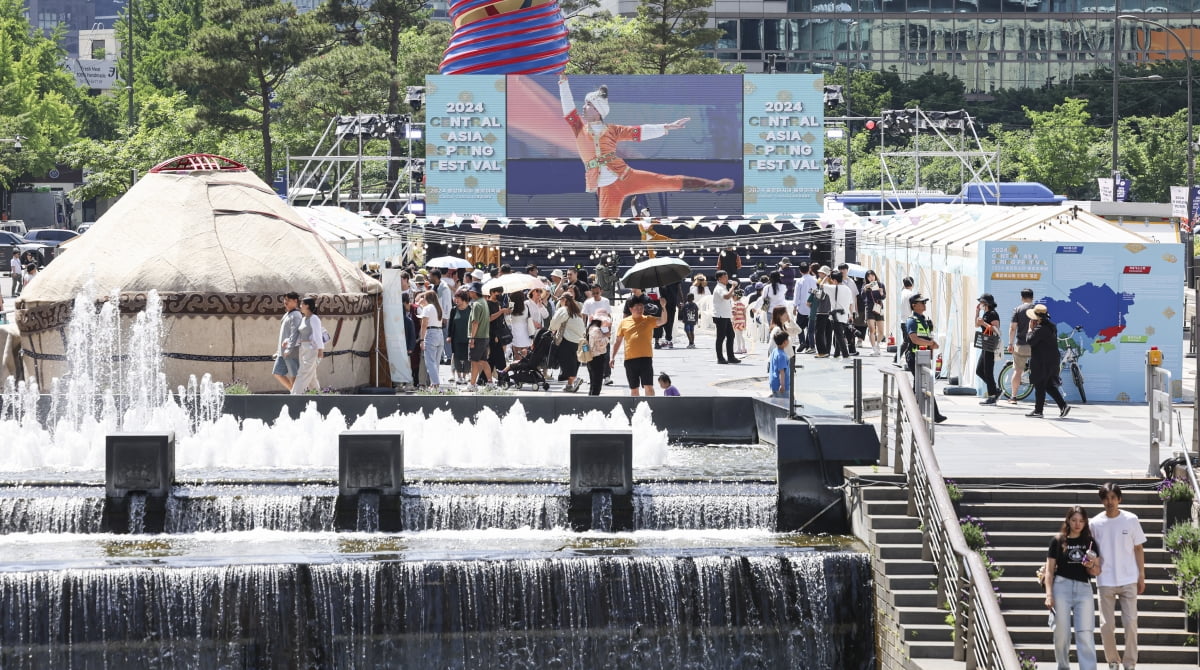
[603, 0, 1199, 93]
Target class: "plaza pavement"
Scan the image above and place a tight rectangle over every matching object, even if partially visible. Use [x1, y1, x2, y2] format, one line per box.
[6, 275, 1195, 480]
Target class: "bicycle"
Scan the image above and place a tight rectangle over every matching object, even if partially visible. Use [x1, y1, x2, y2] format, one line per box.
[997, 324, 1087, 404]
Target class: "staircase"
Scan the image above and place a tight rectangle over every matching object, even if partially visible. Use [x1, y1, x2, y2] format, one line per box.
[855, 475, 1196, 668]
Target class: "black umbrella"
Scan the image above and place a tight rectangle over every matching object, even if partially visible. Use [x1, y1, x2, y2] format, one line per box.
[620, 257, 692, 289]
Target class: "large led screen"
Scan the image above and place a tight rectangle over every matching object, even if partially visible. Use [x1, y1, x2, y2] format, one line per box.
[425, 74, 824, 218]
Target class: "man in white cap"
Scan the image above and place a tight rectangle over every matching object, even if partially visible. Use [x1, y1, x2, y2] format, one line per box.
[558, 74, 735, 219]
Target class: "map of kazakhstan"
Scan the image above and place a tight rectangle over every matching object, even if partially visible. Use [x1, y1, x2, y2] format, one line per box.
[1040, 282, 1135, 355]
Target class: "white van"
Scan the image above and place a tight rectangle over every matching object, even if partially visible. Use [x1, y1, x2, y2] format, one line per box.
[0, 220, 27, 237]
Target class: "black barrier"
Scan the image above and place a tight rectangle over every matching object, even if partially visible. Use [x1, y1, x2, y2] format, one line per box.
[335, 432, 404, 532]
[776, 417, 879, 534]
[103, 432, 175, 533]
[224, 395, 762, 443]
[568, 431, 633, 532]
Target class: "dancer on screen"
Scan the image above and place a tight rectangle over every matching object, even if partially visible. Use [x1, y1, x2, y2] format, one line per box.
[558, 75, 735, 218]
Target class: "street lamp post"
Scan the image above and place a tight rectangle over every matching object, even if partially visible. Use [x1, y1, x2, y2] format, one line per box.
[845, 20, 858, 190]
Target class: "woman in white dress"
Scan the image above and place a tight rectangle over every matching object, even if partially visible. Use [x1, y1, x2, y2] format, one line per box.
[418, 290, 444, 390]
[509, 292, 533, 359]
[291, 297, 324, 394]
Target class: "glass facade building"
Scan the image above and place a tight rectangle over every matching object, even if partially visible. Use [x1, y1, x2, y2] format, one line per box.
[700, 0, 1200, 92]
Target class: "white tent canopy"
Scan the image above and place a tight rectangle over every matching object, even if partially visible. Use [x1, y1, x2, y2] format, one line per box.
[293, 206, 406, 266]
[858, 204, 1154, 386]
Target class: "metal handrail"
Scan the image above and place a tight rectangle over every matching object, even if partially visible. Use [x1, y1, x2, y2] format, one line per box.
[879, 366, 1022, 670]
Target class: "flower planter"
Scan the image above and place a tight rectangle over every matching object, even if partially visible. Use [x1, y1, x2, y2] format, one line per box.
[1163, 499, 1193, 534]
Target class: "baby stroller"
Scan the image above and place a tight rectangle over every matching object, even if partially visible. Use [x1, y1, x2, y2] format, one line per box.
[498, 328, 554, 390]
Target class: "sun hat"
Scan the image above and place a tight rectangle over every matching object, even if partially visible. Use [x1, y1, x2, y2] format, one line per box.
[1026, 304, 1049, 320]
[550, 269, 564, 279]
[818, 265, 831, 275]
[468, 282, 483, 294]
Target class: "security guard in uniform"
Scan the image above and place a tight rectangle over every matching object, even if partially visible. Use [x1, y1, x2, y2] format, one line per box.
[904, 294, 947, 424]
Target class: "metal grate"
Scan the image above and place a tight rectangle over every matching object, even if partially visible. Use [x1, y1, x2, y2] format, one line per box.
[148, 154, 247, 173]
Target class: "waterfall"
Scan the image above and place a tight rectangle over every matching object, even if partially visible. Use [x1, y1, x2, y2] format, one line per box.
[633, 483, 778, 530]
[0, 552, 874, 669]
[401, 483, 569, 531]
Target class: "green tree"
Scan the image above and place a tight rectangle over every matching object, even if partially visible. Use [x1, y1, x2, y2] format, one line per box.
[275, 44, 392, 155]
[634, 0, 723, 75]
[1119, 111, 1188, 203]
[566, 14, 649, 75]
[0, 0, 81, 188]
[1005, 98, 1104, 198]
[117, 0, 206, 96]
[169, 0, 331, 179]
[58, 92, 235, 199]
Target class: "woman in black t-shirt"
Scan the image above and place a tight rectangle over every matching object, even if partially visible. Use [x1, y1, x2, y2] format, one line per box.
[975, 294, 1002, 404]
[1043, 506, 1102, 670]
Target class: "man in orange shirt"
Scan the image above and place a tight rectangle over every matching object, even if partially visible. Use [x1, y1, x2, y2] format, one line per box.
[559, 75, 734, 218]
[610, 295, 669, 396]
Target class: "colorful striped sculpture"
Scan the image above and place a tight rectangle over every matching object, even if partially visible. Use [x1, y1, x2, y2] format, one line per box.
[439, 0, 570, 75]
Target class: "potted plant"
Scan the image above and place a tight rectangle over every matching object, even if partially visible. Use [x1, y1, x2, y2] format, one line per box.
[1159, 478, 1195, 533]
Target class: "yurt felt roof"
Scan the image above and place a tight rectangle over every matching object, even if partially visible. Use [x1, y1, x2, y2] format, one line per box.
[22, 169, 382, 304]
[867, 204, 1152, 252]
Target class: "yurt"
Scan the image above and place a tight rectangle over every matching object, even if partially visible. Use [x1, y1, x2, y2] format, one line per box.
[15, 154, 383, 393]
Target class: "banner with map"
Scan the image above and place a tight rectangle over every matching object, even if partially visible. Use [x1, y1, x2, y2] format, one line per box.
[979, 240, 1185, 402]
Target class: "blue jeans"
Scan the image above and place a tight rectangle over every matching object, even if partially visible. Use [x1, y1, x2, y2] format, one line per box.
[1053, 575, 1097, 670]
[423, 328, 444, 387]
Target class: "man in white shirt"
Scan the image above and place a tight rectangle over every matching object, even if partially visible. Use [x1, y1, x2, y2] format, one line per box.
[9, 251, 21, 297]
[712, 270, 739, 364]
[1091, 482, 1146, 670]
[827, 271, 856, 358]
[792, 262, 819, 353]
[895, 277, 915, 365]
[836, 263, 860, 355]
[582, 284, 611, 320]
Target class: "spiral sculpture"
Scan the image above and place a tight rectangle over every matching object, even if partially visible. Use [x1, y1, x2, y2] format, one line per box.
[439, 0, 570, 75]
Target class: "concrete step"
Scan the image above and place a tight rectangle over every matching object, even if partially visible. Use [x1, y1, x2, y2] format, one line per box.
[871, 528, 925, 544]
[1014, 644, 1198, 665]
[962, 515, 1165, 534]
[994, 575, 1178, 597]
[881, 574, 940, 591]
[1003, 609, 1188, 629]
[952, 486, 1160, 505]
[876, 559, 937, 576]
[866, 501, 910, 516]
[983, 532, 1167, 552]
[906, 640, 956, 659]
[997, 591, 1185, 613]
[878, 544, 925, 560]
[870, 514, 922, 529]
[898, 607, 954, 626]
[859, 485, 908, 501]
[888, 590, 942, 608]
[1007, 626, 1190, 646]
[959, 501, 1163, 519]
[899, 624, 954, 643]
[987, 545, 1171, 564]
[996, 560, 1174, 581]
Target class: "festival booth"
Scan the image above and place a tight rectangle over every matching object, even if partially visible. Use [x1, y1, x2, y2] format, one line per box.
[15, 154, 382, 393]
[293, 206, 407, 266]
[859, 204, 1182, 402]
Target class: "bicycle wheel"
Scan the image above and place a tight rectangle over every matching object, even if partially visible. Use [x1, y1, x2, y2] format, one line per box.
[998, 363, 1034, 400]
[1070, 363, 1086, 404]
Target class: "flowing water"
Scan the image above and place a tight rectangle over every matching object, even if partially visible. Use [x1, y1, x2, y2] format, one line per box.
[0, 287, 876, 669]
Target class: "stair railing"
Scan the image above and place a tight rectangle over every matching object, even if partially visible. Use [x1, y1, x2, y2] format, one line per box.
[880, 367, 1022, 670]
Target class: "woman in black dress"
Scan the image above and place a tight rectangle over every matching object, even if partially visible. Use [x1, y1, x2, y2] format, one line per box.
[1026, 303, 1071, 418]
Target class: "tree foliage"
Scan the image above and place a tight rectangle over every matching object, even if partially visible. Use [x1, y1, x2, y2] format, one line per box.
[169, 0, 331, 178]
[1003, 98, 1104, 199]
[634, 0, 723, 75]
[0, 0, 80, 188]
